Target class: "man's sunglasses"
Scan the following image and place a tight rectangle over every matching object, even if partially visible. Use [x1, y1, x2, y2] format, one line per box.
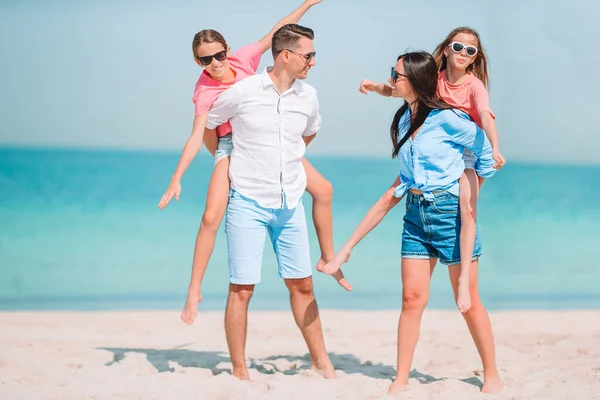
[448, 41, 478, 57]
[196, 49, 227, 66]
[284, 49, 316, 63]
[391, 67, 408, 82]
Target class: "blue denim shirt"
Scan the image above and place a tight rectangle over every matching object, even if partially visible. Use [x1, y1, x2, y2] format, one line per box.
[394, 108, 496, 200]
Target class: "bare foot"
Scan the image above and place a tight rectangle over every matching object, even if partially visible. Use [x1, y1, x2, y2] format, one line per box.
[318, 251, 350, 274]
[316, 256, 352, 291]
[312, 360, 337, 379]
[482, 376, 504, 393]
[387, 378, 408, 395]
[232, 366, 250, 380]
[180, 291, 202, 324]
[456, 278, 471, 313]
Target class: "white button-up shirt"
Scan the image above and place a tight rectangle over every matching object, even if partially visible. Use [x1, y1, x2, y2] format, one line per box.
[206, 68, 322, 209]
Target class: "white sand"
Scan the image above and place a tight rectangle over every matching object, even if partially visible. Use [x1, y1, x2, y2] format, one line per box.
[1, 310, 599, 399]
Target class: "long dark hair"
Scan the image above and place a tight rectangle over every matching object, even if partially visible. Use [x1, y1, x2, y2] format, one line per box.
[390, 52, 453, 158]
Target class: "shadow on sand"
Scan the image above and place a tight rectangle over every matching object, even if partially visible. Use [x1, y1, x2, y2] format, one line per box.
[97, 346, 482, 388]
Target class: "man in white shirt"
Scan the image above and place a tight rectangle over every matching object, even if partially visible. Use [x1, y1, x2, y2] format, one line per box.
[206, 24, 335, 380]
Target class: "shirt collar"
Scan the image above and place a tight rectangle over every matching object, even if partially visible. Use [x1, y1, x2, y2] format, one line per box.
[260, 67, 303, 94]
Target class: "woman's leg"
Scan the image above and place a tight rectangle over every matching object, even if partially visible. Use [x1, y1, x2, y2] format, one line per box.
[448, 260, 503, 393]
[303, 157, 352, 291]
[457, 169, 479, 313]
[181, 156, 231, 324]
[388, 258, 437, 395]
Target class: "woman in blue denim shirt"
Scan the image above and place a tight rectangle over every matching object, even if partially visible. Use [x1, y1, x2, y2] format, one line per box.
[323, 52, 503, 395]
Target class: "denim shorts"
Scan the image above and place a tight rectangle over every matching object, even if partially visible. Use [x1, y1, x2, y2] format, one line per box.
[401, 191, 482, 265]
[214, 134, 233, 166]
[225, 189, 312, 284]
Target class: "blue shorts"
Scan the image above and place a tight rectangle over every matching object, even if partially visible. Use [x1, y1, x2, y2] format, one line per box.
[401, 191, 482, 265]
[214, 134, 233, 166]
[225, 189, 312, 285]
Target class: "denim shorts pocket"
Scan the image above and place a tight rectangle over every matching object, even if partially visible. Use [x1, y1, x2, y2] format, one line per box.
[432, 196, 459, 214]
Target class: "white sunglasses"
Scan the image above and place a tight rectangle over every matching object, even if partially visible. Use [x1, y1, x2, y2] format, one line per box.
[448, 41, 478, 57]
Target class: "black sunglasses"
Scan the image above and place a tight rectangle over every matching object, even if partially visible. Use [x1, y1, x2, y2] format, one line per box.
[196, 49, 227, 66]
[391, 67, 408, 82]
[284, 49, 316, 63]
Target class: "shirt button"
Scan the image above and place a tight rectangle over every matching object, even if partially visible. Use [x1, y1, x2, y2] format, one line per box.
[420, 197, 424, 201]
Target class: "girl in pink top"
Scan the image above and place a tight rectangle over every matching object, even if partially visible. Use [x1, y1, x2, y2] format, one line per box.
[432, 27, 504, 314]
[158, 0, 351, 326]
[357, 27, 505, 315]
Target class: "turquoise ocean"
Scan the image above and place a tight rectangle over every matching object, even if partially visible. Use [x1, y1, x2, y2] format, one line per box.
[1, 148, 599, 311]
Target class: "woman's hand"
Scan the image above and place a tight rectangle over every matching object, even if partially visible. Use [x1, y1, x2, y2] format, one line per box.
[158, 179, 182, 209]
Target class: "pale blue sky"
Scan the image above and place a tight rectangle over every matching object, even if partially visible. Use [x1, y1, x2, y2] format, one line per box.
[0, 0, 598, 164]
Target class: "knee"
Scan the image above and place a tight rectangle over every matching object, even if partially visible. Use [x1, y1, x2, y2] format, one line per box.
[401, 289, 428, 313]
[201, 209, 223, 231]
[460, 202, 477, 222]
[287, 278, 314, 297]
[229, 285, 254, 303]
[310, 180, 333, 202]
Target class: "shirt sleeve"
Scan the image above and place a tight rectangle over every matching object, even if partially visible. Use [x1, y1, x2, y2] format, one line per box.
[232, 42, 263, 73]
[470, 79, 495, 120]
[193, 85, 220, 116]
[206, 87, 241, 129]
[444, 110, 496, 178]
[303, 94, 321, 136]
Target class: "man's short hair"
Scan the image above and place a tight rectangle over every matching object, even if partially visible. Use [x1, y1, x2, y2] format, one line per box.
[272, 24, 314, 59]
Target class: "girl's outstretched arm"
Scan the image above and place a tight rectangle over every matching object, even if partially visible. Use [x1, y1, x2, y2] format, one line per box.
[359, 79, 393, 97]
[158, 113, 211, 209]
[258, 0, 323, 53]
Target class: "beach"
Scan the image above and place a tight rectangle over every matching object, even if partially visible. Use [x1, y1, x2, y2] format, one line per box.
[1, 309, 599, 399]
[2, 151, 600, 399]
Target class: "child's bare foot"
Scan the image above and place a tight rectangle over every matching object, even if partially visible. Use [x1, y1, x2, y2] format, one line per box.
[387, 378, 408, 395]
[456, 278, 471, 313]
[482, 375, 504, 393]
[312, 359, 337, 379]
[316, 256, 352, 291]
[180, 291, 202, 324]
[319, 251, 350, 275]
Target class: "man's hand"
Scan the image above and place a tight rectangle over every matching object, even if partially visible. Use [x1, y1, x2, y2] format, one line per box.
[303, 133, 317, 147]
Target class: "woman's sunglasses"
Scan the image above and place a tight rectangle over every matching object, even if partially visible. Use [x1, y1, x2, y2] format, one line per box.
[448, 42, 478, 57]
[196, 49, 227, 66]
[390, 67, 408, 82]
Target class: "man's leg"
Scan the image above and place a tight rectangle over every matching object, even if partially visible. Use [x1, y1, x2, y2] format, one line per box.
[270, 200, 336, 378]
[224, 190, 268, 380]
[225, 283, 255, 380]
[284, 277, 335, 378]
